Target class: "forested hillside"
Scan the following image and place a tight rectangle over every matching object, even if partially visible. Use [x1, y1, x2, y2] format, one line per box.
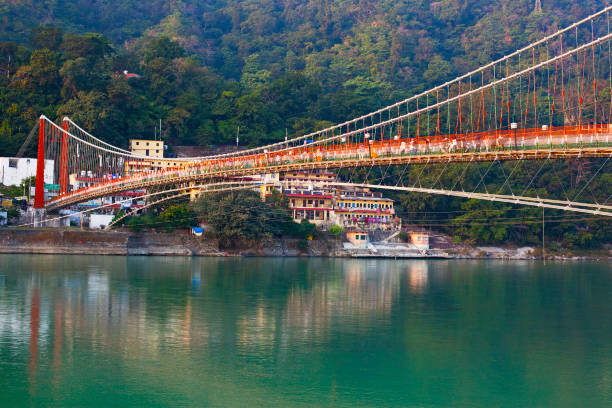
[0, 0, 610, 248]
[1, 0, 609, 151]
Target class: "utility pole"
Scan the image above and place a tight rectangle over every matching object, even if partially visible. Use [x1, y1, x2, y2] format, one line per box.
[236, 126, 240, 146]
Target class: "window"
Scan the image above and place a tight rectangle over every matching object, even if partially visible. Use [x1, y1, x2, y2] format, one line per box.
[146, 149, 149, 156]
[308, 200, 312, 205]
[8, 159, 17, 168]
[320, 200, 324, 205]
[146, 142, 149, 146]
[136, 141, 139, 146]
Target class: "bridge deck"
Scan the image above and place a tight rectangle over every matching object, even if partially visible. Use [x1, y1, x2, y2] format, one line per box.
[46, 143, 612, 210]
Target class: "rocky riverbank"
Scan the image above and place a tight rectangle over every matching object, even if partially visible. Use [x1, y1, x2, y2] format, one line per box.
[0, 229, 609, 260]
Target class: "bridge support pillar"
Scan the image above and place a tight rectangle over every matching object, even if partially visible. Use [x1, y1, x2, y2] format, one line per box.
[25, 208, 70, 228]
[26, 208, 46, 228]
[34, 117, 45, 209]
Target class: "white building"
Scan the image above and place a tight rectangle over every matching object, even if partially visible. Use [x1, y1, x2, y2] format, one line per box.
[0, 157, 54, 186]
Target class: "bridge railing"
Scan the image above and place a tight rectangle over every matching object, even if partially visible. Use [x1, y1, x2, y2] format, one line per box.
[45, 124, 612, 210]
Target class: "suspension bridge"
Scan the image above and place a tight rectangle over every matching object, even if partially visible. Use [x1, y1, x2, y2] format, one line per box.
[24, 7, 612, 223]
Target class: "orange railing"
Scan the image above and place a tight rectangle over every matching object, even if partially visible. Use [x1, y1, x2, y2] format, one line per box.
[47, 124, 612, 207]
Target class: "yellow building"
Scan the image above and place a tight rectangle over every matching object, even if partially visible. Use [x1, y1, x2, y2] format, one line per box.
[346, 231, 368, 247]
[335, 192, 395, 228]
[409, 231, 429, 250]
[130, 139, 164, 158]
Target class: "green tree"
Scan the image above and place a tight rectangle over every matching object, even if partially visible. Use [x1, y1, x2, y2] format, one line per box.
[328, 224, 344, 240]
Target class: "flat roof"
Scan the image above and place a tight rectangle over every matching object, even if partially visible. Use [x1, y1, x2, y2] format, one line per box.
[339, 195, 393, 202]
[130, 139, 162, 143]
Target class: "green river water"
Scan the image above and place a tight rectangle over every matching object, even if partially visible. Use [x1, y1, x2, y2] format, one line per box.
[0, 255, 611, 407]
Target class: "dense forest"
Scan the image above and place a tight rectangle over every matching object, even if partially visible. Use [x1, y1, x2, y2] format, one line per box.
[0, 0, 610, 248]
[2, 0, 610, 151]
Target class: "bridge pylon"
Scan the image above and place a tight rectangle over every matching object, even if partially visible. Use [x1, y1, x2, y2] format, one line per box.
[34, 116, 45, 209]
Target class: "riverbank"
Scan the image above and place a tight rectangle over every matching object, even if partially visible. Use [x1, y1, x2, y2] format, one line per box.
[0, 229, 609, 259]
[0, 229, 221, 256]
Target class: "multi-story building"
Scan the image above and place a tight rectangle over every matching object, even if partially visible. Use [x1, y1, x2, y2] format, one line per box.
[130, 139, 164, 158]
[284, 188, 335, 225]
[272, 170, 399, 231]
[126, 139, 193, 174]
[335, 189, 396, 230]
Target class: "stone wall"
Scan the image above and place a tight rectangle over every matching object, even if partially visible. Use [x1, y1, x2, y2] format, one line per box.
[0, 229, 221, 256]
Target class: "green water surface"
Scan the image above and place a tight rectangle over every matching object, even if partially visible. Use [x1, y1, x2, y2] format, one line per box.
[0, 255, 611, 407]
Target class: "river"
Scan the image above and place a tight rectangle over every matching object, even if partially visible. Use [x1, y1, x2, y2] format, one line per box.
[1, 255, 611, 407]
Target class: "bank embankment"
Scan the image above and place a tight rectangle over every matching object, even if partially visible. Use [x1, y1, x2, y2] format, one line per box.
[0, 229, 221, 256]
[0, 229, 609, 259]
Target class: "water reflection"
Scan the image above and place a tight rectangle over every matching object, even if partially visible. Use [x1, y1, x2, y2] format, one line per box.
[1, 256, 611, 407]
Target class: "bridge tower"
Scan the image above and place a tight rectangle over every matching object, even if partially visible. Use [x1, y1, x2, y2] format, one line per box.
[33, 116, 45, 209]
[59, 119, 69, 196]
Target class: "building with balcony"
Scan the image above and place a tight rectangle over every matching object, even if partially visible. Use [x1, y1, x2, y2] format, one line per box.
[285, 189, 334, 225]
[334, 189, 396, 230]
[271, 171, 400, 231]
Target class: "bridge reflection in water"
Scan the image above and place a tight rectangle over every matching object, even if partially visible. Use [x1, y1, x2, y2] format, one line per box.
[2, 255, 612, 406]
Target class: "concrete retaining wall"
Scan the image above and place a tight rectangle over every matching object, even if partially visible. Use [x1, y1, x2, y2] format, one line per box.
[0, 229, 220, 256]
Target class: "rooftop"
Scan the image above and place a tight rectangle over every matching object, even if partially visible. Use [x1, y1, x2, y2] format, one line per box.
[339, 195, 393, 202]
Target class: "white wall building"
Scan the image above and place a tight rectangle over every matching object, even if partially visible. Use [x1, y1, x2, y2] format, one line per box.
[0, 158, 54, 186]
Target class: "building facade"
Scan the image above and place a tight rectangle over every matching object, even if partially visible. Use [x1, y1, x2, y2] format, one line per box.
[130, 139, 164, 158]
[285, 189, 335, 225]
[335, 190, 395, 230]
[0, 157, 54, 187]
[271, 170, 400, 231]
